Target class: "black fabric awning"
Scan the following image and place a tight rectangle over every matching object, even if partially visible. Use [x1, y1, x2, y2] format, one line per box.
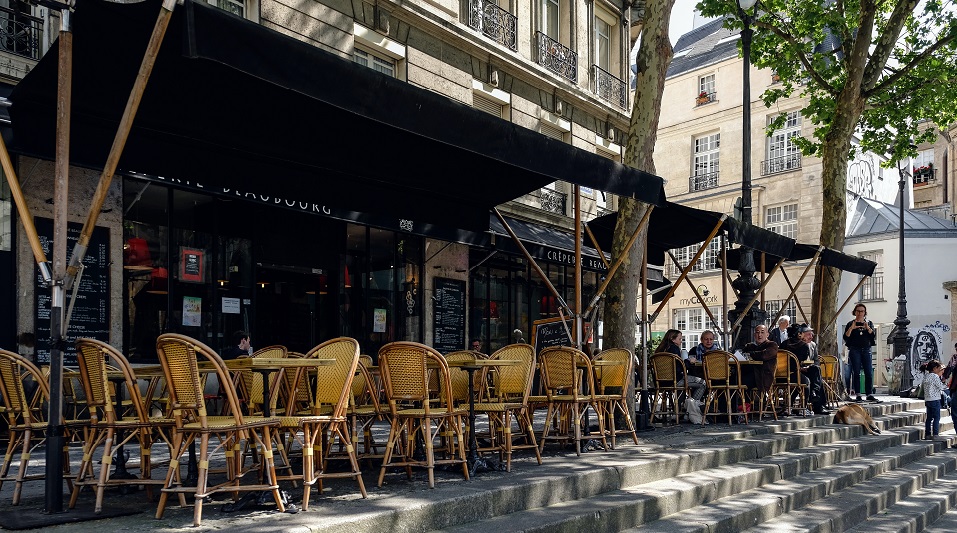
[489, 215, 609, 272]
[8, 0, 665, 232]
[720, 243, 877, 276]
[586, 201, 795, 266]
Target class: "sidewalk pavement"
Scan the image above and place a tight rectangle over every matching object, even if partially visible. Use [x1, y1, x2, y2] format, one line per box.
[0, 394, 946, 532]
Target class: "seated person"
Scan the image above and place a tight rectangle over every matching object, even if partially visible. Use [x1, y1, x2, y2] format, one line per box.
[742, 325, 778, 394]
[689, 330, 721, 362]
[222, 330, 253, 359]
[783, 324, 829, 414]
[655, 329, 706, 402]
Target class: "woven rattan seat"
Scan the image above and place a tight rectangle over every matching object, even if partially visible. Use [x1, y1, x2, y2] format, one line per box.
[472, 343, 542, 471]
[592, 348, 638, 447]
[69, 339, 175, 513]
[649, 351, 689, 426]
[377, 342, 469, 488]
[538, 346, 608, 455]
[702, 351, 749, 425]
[154, 333, 285, 526]
[0, 349, 79, 505]
[276, 337, 367, 509]
[775, 349, 808, 416]
[819, 354, 841, 408]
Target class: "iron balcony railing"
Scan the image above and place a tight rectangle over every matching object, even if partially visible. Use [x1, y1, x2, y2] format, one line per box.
[592, 65, 626, 109]
[467, 0, 518, 51]
[536, 31, 577, 84]
[0, 6, 42, 60]
[695, 91, 716, 106]
[761, 153, 802, 176]
[913, 167, 936, 185]
[539, 188, 567, 215]
[689, 171, 719, 192]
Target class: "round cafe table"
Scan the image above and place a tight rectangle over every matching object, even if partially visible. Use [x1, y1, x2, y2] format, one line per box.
[448, 358, 518, 475]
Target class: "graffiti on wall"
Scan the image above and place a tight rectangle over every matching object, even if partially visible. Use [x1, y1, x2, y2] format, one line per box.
[910, 321, 950, 377]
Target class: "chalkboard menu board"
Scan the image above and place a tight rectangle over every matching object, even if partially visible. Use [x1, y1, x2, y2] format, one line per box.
[532, 317, 572, 355]
[433, 277, 465, 354]
[34, 218, 111, 365]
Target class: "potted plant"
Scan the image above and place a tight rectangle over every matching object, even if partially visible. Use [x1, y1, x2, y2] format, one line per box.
[696, 91, 711, 105]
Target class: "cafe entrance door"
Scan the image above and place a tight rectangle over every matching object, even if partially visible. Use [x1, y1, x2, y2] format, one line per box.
[253, 263, 334, 353]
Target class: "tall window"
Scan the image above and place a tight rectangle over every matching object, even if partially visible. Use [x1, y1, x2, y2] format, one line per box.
[764, 299, 797, 327]
[859, 250, 884, 301]
[764, 111, 802, 175]
[674, 307, 724, 350]
[670, 239, 720, 277]
[765, 203, 797, 239]
[595, 16, 610, 71]
[354, 48, 396, 77]
[913, 148, 935, 184]
[699, 74, 715, 97]
[542, 0, 560, 39]
[691, 133, 720, 191]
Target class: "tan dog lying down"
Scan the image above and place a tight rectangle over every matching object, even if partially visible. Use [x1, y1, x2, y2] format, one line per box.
[834, 403, 881, 435]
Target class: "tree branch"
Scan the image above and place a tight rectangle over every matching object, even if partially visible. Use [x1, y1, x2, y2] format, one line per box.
[752, 17, 838, 94]
[861, 0, 922, 89]
[866, 32, 957, 97]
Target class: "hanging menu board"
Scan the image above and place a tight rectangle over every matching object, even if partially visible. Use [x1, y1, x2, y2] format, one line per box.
[34, 218, 111, 365]
[532, 316, 572, 355]
[433, 277, 465, 354]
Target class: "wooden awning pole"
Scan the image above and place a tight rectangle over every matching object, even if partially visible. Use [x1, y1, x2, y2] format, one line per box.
[573, 185, 582, 347]
[668, 250, 722, 334]
[650, 216, 726, 322]
[63, 0, 177, 291]
[583, 223, 611, 269]
[779, 267, 809, 324]
[583, 205, 654, 316]
[819, 275, 870, 338]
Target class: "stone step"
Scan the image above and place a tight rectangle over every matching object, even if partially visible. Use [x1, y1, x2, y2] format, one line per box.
[425, 411, 953, 533]
[844, 463, 957, 533]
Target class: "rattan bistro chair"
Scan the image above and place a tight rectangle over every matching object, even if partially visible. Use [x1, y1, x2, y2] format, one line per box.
[69, 339, 175, 513]
[473, 344, 542, 471]
[649, 352, 688, 426]
[701, 351, 749, 425]
[377, 342, 469, 488]
[774, 349, 808, 416]
[0, 350, 77, 505]
[154, 334, 285, 526]
[819, 354, 841, 408]
[592, 348, 639, 447]
[277, 337, 367, 510]
[538, 346, 608, 455]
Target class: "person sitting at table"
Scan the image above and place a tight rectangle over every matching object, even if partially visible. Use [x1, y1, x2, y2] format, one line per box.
[782, 324, 829, 415]
[742, 325, 778, 394]
[222, 330, 253, 359]
[770, 315, 790, 345]
[655, 329, 706, 402]
[688, 330, 721, 362]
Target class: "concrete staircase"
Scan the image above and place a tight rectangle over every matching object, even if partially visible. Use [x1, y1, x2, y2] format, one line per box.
[415, 399, 957, 533]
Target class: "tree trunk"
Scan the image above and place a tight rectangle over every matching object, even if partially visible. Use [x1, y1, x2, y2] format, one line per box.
[813, 87, 864, 355]
[605, 0, 674, 413]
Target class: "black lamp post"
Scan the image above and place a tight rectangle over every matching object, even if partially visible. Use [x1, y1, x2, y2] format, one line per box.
[729, 0, 766, 350]
[894, 166, 913, 394]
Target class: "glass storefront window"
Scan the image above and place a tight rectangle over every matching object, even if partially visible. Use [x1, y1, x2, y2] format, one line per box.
[123, 220, 170, 361]
[1, 176, 10, 251]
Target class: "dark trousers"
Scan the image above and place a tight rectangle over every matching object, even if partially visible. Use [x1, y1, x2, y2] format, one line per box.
[925, 399, 941, 436]
[848, 346, 873, 395]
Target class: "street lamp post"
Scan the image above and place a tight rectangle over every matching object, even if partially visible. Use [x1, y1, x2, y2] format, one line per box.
[894, 166, 913, 394]
[729, 0, 766, 350]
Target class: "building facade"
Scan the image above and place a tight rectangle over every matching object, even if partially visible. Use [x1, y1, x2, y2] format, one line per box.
[1, 0, 634, 361]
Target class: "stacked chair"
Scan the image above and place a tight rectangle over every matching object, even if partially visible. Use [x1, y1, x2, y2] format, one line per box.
[69, 338, 175, 513]
[154, 334, 285, 526]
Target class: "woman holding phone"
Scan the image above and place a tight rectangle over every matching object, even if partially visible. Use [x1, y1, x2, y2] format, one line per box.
[843, 303, 877, 402]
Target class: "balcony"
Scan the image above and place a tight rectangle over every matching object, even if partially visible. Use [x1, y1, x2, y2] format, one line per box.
[539, 188, 567, 215]
[695, 91, 716, 106]
[913, 165, 936, 186]
[689, 172, 719, 192]
[536, 31, 577, 84]
[592, 65, 626, 110]
[860, 275, 883, 301]
[761, 153, 802, 176]
[0, 7, 42, 60]
[467, 0, 518, 52]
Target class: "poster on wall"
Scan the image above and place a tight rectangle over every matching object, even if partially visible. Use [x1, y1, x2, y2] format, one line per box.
[373, 308, 387, 333]
[33, 218, 110, 365]
[183, 296, 202, 327]
[180, 248, 204, 283]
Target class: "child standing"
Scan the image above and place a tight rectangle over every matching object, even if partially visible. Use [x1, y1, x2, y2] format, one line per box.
[921, 360, 946, 439]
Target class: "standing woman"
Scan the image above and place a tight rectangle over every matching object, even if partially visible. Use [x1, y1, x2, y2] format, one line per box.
[843, 303, 877, 402]
[654, 329, 706, 402]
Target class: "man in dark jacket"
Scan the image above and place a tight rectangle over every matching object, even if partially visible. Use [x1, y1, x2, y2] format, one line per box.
[784, 324, 829, 414]
[743, 325, 778, 393]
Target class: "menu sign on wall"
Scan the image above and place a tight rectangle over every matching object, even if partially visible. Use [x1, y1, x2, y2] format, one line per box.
[532, 316, 572, 355]
[34, 218, 111, 365]
[433, 277, 465, 355]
